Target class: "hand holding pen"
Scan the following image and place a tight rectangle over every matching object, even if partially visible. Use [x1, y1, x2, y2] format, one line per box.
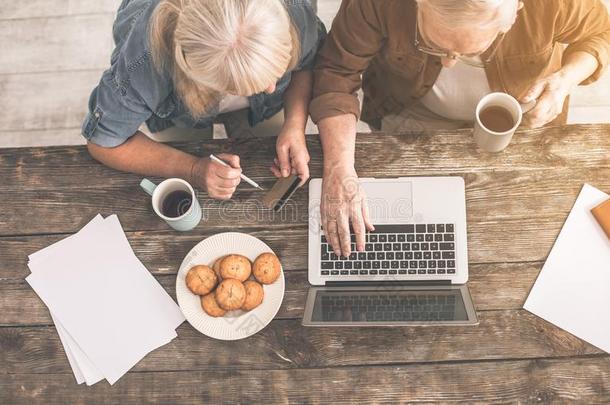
[189, 153, 264, 200]
[189, 153, 243, 200]
[209, 154, 264, 191]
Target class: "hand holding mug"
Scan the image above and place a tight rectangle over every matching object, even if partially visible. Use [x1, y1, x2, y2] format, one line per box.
[191, 153, 242, 200]
[521, 71, 574, 128]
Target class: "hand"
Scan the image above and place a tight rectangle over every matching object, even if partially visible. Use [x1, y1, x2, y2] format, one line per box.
[191, 153, 242, 200]
[521, 71, 575, 128]
[271, 125, 310, 186]
[321, 165, 374, 257]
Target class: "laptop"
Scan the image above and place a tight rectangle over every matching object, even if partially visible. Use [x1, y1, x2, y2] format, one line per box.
[302, 176, 478, 326]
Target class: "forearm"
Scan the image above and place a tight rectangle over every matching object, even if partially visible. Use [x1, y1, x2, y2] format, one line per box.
[87, 131, 198, 182]
[556, 0, 610, 84]
[283, 70, 312, 131]
[559, 51, 599, 87]
[318, 114, 357, 173]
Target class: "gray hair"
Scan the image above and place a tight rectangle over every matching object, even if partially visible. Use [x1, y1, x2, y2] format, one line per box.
[150, 0, 299, 117]
[417, 0, 517, 31]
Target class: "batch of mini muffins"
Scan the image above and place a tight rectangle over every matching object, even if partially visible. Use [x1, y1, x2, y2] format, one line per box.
[185, 252, 282, 317]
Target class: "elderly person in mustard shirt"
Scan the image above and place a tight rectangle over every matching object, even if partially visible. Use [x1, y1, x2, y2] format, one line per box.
[310, 0, 610, 257]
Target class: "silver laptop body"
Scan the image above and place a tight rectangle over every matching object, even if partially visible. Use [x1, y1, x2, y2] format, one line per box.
[303, 177, 478, 326]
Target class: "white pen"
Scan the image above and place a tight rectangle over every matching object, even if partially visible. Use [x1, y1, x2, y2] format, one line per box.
[209, 154, 264, 191]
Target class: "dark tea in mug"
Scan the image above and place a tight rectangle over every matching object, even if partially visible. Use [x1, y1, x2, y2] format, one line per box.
[161, 190, 192, 218]
[479, 106, 515, 133]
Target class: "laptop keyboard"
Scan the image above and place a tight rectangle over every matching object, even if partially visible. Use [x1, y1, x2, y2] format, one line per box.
[321, 292, 457, 322]
[320, 224, 456, 277]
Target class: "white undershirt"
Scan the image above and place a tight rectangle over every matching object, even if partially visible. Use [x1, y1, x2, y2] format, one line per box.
[419, 58, 492, 121]
[218, 94, 250, 113]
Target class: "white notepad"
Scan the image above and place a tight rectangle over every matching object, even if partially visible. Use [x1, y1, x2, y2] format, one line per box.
[27, 214, 184, 385]
[524, 184, 610, 353]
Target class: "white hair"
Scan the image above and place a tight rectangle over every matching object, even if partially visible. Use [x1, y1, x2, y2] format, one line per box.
[150, 0, 299, 117]
[417, 0, 517, 31]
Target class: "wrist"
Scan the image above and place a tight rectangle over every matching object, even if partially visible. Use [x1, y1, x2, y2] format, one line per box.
[557, 67, 580, 91]
[186, 156, 204, 187]
[282, 118, 306, 134]
[323, 158, 355, 176]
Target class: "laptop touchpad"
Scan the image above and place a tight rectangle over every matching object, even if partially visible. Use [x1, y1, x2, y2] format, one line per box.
[361, 180, 413, 223]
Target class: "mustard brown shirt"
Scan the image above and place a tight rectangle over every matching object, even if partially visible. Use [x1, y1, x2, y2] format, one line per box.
[310, 0, 610, 128]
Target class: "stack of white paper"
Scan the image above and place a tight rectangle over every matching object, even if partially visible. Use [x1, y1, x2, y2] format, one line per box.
[26, 214, 185, 385]
[524, 184, 610, 353]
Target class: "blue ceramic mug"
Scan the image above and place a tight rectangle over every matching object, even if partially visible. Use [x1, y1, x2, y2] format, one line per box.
[140, 178, 202, 232]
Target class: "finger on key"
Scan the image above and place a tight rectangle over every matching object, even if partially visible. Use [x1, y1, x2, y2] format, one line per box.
[337, 210, 352, 257]
[350, 199, 366, 251]
[325, 219, 341, 256]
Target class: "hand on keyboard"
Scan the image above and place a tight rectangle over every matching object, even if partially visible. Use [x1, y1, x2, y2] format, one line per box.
[320, 224, 457, 277]
[321, 168, 374, 257]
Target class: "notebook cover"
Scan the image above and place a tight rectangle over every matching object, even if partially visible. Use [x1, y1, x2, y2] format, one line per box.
[591, 198, 610, 239]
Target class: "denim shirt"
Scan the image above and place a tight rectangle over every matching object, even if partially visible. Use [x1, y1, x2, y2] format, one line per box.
[82, 0, 326, 147]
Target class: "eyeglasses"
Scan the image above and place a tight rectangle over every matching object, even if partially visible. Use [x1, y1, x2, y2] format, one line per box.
[413, 8, 504, 68]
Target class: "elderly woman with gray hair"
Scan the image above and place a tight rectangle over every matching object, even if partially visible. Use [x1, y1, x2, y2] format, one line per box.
[83, 0, 325, 200]
[311, 0, 610, 257]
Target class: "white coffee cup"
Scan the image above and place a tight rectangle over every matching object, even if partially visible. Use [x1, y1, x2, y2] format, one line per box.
[140, 178, 202, 232]
[474, 92, 523, 152]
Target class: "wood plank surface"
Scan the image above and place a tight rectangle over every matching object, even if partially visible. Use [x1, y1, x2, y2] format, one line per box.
[0, 261, 541, 326]
[0, 311, 603, 375]
[0, 14, 113, 74]
[0, 70, 102, 132]
[0, 0, 119, 20]
[3, 125, 610, 190]
[0, 128, 86, 149]
[2, 182, 588, 250]
[1, 126, 609, 266]
[2, 123, 609, 401]
[2, 357, 609, 404]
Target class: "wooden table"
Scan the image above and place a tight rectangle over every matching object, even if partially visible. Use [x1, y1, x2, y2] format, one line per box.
[1, 124, 610, 403]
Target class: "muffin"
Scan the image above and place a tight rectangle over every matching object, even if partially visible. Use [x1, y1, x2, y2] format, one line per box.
[219, 254, 252, 282]
[241, 280, 264, 311]
[252, 252, 281, 284]
[215, 279, 246, 311]
[185, 265, 218, 295]
[201, 292, 226, 317]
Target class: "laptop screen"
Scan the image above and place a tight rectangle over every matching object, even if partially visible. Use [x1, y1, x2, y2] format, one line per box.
[310, 288, 469, 323]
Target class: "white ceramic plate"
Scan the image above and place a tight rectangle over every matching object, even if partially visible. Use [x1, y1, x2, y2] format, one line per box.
[176, 232, 285, 340]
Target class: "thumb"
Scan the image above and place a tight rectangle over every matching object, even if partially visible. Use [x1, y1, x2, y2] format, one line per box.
[217, 153, 241, 169]
[521, 80, 547, 103]
[276, 145, 291, 177]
